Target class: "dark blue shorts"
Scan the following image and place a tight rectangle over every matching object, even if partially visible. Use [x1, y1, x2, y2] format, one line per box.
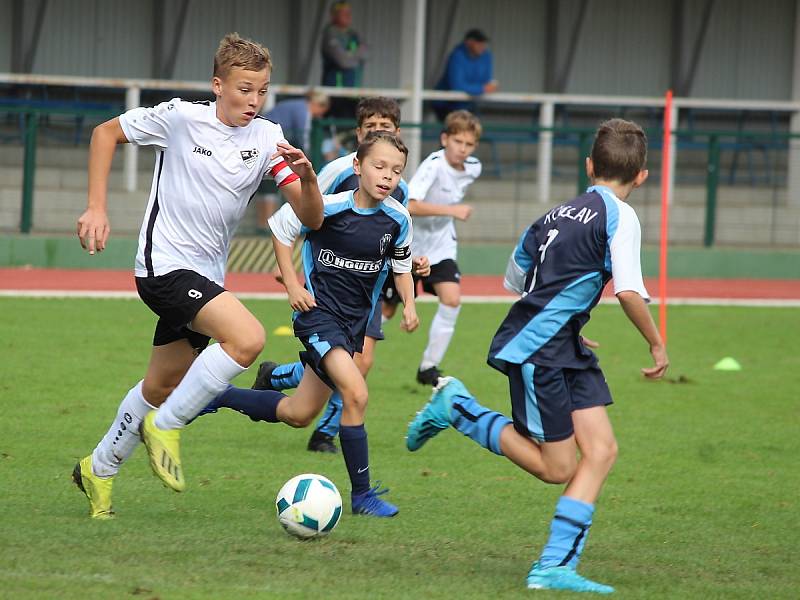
[507, 363, 613, 443]
[294, 311, 357, 390]
[365, 298, 385, 340]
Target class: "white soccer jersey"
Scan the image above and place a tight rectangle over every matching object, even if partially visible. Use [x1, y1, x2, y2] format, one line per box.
[408, 149, 481, 265]
[119, 98, 298, 285]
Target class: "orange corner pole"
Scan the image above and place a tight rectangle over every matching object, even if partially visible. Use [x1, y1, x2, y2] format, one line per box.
[658, 89, 673, 344]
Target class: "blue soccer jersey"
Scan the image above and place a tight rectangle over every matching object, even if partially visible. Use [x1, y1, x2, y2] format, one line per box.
[317, 151, 409, 206]
[269, 190, 413, 348]
[488, 185, 649, 372]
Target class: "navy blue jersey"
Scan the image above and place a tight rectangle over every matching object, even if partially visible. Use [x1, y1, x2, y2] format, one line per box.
[488, 185, 648, 372]
[270, 190, 413, 347]
[317, 151, 409, 206]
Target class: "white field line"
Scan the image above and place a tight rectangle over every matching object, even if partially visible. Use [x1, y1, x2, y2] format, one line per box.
[1, 289, 799, 307]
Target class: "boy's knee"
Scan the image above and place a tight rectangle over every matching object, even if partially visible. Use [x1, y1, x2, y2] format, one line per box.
[542, 461, 577, 485]
[227, 325, 266, 367]
[141, 380, 176, 407]
[342, 387, 369, 414]
[595, 438, 619, 467]
[283, 413, 315, 428]
[441, 298, 461, 309]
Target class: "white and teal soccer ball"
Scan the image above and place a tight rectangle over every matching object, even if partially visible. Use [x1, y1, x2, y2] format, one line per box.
[275, 474, 342, 539]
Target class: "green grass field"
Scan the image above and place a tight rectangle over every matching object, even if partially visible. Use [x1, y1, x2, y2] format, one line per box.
[1, 297, 798, 599]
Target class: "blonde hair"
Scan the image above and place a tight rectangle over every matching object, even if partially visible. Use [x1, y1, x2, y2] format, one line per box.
[443, 110, 482, 140]
[213, 33, 272, 79]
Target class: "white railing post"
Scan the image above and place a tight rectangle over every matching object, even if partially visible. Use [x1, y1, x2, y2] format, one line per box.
[124, 85, 140, 192]
[538, 100, 554, 204]
[401, 0, 426, 173]
[669, 103, 678, 204]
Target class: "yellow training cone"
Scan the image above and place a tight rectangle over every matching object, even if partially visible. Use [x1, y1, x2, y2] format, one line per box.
[273, 325, 293, 336]
[713, 357, 741, 371]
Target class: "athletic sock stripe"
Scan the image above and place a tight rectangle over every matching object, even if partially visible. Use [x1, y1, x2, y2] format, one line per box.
[558, 523, 589, 567]
[452, 402, 489, 423]
[273, 370, 297, 381]
[317, 404, 339, 431]
[144, 152, 165, 277]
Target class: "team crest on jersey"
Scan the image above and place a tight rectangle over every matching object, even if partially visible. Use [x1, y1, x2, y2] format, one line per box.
[240, 148, 259, 169]
[380, 233, 393, 255]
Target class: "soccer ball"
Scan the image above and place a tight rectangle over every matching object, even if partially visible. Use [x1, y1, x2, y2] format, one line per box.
[275, 473, 343, 539]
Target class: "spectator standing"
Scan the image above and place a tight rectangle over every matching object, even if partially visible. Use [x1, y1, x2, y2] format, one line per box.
[321, 1, 368, 118]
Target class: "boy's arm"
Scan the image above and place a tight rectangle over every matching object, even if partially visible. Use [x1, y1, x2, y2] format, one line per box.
[77, 118, 129, 254]
[393, 272, 419, 333]
[617, 291, 668, 379]
[272, 235, 315, 312]
[272, 142, 324, 230]
[408, 199, 472, 221]
[269, 202, 315, 311]
[610, 203, 668, 378]
[406, 157, 475, 220]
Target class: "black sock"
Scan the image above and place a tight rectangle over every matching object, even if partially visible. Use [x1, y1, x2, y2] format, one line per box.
[339, 424, 369, 495]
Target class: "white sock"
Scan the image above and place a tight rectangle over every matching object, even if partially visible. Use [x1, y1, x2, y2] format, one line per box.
[420, 304, 461, 370]
[92, 380, 154, 478]
[154, 344, 246, 430]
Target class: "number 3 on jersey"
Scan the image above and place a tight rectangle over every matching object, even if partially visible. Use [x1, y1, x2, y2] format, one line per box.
[527, 228, 559, 294]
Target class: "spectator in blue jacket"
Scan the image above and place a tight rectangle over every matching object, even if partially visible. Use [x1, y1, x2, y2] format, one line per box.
[433, 29, 498, 121]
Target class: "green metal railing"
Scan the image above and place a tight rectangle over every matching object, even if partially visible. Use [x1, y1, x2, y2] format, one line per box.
[5, 104, 117, 233]
[7, 106, 800, 248]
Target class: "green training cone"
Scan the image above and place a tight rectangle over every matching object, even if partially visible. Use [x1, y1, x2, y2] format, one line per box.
[713, 357, 742, 371]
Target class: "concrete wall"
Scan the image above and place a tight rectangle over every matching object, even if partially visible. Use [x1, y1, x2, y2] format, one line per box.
[5, 0, 797, 100]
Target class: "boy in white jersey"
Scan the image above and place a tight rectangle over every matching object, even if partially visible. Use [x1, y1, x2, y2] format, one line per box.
[71, 33, 324, 519]
[409, 110, 482, 386]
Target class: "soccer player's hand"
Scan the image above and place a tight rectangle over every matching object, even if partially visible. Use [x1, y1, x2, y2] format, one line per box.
[286, 284, 316, 312]
[642, 344, 669, 379]
[580, 335, 600, 349]
[451, 204, 473, 221]
[400, 306, 419, 332]
[273, 142, 316, 182]
[77, 207, 110, 255]
[412, 256, 430, 277]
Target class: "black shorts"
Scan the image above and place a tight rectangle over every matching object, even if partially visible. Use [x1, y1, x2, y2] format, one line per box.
[135, 269, 225, 350]
[294, 311, 357, 390]
[507, 363, 613, 443]
[382, 273, 402, 307]
[415, 259, 461, 296]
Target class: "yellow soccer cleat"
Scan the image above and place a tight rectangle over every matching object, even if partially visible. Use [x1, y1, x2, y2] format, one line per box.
[139, 411, 185, 492]
[72, 455, 115, 519]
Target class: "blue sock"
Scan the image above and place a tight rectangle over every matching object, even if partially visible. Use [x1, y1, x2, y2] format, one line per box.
[538, 496, 595, 569]
[270, 361, 304, 390]
[449, 395, 512, 455]
[214, 385, 286, 423]
[339, 424, 369, 495]
[314, 391, 343, 437]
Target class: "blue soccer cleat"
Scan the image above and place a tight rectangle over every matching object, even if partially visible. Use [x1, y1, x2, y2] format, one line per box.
[351, 483, 399, 517]
[406, 376, 471, 451]
[526, 562, 614, 594]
